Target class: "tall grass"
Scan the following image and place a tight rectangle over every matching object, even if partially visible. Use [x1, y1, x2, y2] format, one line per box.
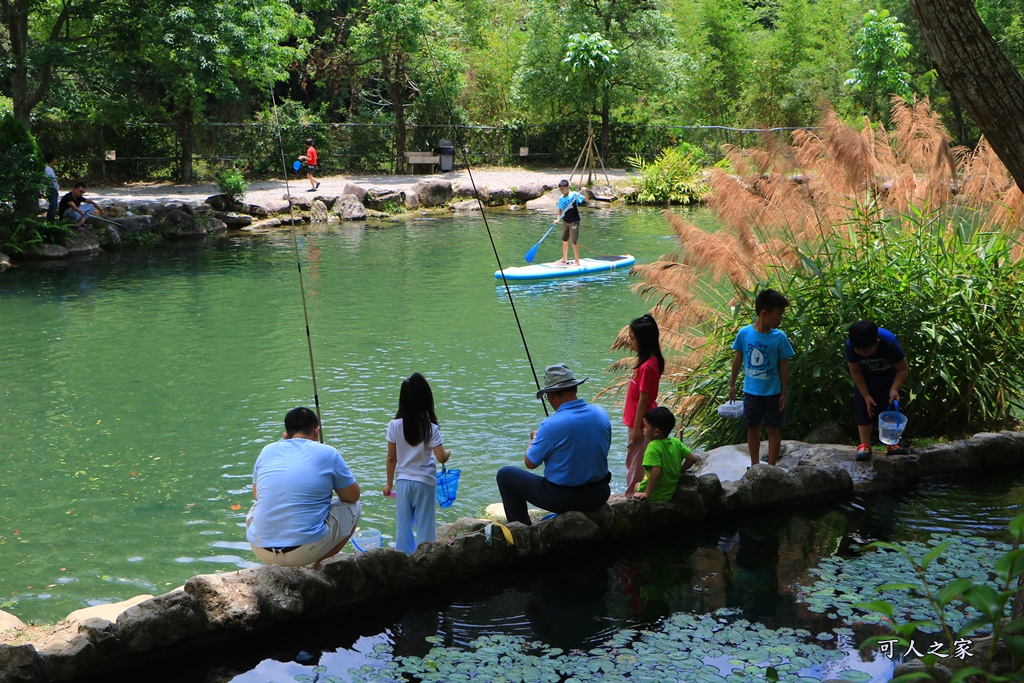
[614, 98, 1024, 446]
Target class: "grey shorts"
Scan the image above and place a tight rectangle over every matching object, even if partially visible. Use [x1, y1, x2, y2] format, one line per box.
[248, 499, 361, 567]
[561, 221, 579, 244]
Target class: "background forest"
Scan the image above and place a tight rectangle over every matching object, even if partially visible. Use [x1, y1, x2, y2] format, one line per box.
[1, 0, 1022, 180]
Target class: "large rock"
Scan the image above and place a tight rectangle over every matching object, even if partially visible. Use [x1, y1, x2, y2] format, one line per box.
[66, 232, 101, 257]
[488, 188, 515, 205]
[726, 464, 805, 510]
[67, 594, 155, 627]
[115, 590, 205, 653]
[204, 194, 232, 211]
[585, 185, 618, 202]
[27, 243, 68, 259]
[411, 180, 453, 208]
[160, 209, 207, 239]
[341, 183, 368, 203]
[330, 195, 367, 221]
[453, 184, 489, 202]
[525, 188, 561, 210]
[262, 198, 291, 214]
[112, 216, 156, 236]
[450, 199, 482, 211]
[309, 199, 329, 223]
[404, 192, 420, 210]
[514, 184, 545, 202]
[0, 643, 40, 681]
[363, 188, 404, 211]
[212, 212, 253, 228]
[0, 610, 26, 633]
[804, 421, 849, 444]
[0, 252, 11, 270]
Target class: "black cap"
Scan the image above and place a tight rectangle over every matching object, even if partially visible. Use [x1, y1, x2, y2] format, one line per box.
[306, 138, 313, 144]
[558, 179, 569, 187]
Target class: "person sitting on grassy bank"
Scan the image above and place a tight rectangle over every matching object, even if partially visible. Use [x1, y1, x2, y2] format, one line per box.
[846, 319, 910, 460]
[633, 407, 698, 502]
[58, 182, 105, 227]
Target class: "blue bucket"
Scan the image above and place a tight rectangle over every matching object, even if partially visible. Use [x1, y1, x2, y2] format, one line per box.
[292, 160, 302, 172]
[436, 466, 460, 508]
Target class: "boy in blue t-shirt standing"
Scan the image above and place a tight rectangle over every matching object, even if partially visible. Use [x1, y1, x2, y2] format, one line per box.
[728, 290, 796, 467]
[555, 179, 585, 266]
[846, 319, 910, 460]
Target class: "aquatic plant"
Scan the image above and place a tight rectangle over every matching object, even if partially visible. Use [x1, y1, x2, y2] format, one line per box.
[799, 533, 1012, 634]
[329, 610, 876, 682]
[855, 514, 1024, 682]
[615, 97, 1024, 446]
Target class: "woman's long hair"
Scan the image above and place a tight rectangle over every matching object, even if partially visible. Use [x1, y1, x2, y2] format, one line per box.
[631, 314, 665, 373]
[396, 372, 439, 446]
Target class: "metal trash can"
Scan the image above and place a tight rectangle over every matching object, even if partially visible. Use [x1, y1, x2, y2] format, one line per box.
[434, 140, 455, 172]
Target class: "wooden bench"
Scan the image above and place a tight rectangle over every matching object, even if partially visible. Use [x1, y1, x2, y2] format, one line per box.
[405, 152, 439, 174]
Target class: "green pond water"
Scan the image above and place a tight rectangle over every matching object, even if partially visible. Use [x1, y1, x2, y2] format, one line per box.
[0, 205, 700, 624]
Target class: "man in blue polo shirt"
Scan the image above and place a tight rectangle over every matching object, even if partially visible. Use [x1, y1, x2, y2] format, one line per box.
[246, 407, 361, 568]
[496, 364, 612, 525]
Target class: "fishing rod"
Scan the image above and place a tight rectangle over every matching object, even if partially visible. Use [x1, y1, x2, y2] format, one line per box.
[424, 48, 548, 417]
[250, 4, 325, 440]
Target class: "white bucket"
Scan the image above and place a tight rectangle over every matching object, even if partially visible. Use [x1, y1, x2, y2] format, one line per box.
[878, 410, 908, 445]
[352, 528, 381, 555]
[717, 400, 744, 420]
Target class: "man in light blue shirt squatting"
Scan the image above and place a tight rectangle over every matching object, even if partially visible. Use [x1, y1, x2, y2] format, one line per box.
[246, 407, 361, 569]
[728, 290, 796, 468]
[555, 179, 586, 266]
[496, 364, 612, 525]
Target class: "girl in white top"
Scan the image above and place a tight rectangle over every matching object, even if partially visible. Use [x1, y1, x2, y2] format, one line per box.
[383, 373, 451, 554]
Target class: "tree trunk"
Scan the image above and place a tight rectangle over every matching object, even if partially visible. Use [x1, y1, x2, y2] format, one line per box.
[4, 0, 73, 129]
[600, 93, 611, 165]
[179, 107, 194, 183]
[908, 0, 1024, 188]
[390, 82, 407, 174]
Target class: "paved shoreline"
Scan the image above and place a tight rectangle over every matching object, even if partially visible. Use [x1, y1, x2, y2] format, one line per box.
[88, 166, 630, 206]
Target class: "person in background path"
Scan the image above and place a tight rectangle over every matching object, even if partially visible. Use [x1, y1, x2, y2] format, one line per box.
[496, 364, 612, 525]
[728, 290, 795, 468]
[633, 407, 698, 502]
[58, 182, 104, 227]
[44, 154, 59, 222]
[246, 407, 361, 569]
[298, 138, 320, 192]
[623, 313, 665, 497]
[383, 373, 452, 554]
[846, 319, 910, 460]
[555, 179, 585, 265]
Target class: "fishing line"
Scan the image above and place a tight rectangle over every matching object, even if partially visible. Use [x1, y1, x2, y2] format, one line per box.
[250, 3, 326, 439]
[424, 46, 548, 416]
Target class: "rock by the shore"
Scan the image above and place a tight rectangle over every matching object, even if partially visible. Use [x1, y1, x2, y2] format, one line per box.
[331, 195, 367, 221]
[161, 209, 207, 239]
[309, 199, 329, 223]
[411, 180, 453, 208]
[341, 183, 368, 203]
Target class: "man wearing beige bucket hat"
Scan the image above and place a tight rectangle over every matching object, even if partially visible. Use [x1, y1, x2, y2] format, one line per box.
[496, 364, 612, 525]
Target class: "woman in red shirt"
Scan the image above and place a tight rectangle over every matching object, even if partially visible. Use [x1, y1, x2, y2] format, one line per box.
[623, 314, 665, 497]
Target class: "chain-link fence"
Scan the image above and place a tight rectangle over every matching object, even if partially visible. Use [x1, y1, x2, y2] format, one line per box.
[31, 121, 806, 182]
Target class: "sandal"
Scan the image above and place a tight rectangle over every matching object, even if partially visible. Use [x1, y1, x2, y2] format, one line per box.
[856, 443, 872, 461]
[886, 444, 908, 455]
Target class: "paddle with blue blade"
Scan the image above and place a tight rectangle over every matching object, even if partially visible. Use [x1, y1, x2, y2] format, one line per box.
[524, 221, 558, 263]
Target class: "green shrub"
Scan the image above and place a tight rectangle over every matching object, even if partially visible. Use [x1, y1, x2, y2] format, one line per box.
[0, 217, 76, 255]
[626, 142, 709, 205]
[674, 210, 1024, 446]
[215, 168, 247, 200]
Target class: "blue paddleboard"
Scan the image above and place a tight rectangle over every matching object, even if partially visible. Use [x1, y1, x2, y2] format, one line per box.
[495, 255, 636, 281]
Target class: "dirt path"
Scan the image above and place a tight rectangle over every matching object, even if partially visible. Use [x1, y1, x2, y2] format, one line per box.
[87, 166, 630, 206]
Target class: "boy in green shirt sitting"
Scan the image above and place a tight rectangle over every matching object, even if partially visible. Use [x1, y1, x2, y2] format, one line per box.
[633, 407, 699, 502]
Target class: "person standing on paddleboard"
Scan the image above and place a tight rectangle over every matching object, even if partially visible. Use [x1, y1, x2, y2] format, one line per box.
[555, 179, 585, 266]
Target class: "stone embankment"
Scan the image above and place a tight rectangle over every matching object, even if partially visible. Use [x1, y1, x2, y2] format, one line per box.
[0, 178, 623, 268]
[1, 430, 1022, 682]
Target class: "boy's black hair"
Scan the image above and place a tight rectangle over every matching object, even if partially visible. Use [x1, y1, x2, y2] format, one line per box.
[644, 406, 676, 436]
[848, 319, 879, 349]
[754, 289, 788, 314]
[45, 153, 56, 164]
[284, 406, 319, 437]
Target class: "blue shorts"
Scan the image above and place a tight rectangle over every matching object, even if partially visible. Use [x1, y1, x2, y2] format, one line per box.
[743, 393, 784, 429]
